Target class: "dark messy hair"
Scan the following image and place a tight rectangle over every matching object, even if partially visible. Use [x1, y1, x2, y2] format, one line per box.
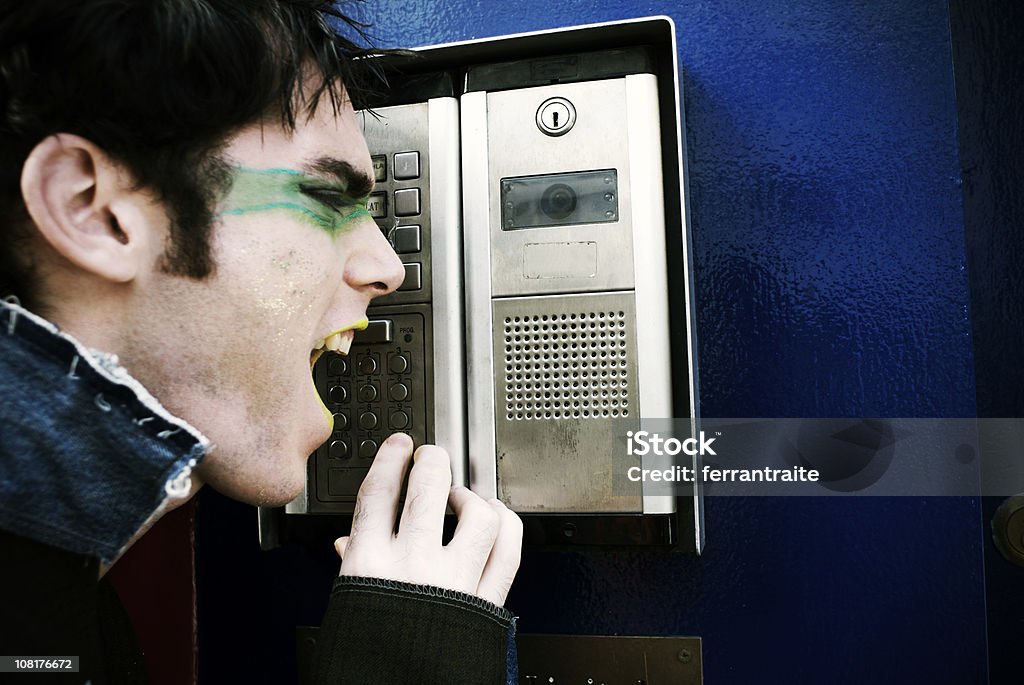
[0, 0, 384, 309]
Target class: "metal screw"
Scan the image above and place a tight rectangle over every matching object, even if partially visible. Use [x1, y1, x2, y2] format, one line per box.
[677, 648, 692, 664]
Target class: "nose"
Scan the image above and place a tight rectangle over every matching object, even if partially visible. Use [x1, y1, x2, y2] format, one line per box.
[344, 218, 406, 298]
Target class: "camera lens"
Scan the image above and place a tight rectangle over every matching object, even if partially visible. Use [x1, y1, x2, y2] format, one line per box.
[540, 183, 577, 221]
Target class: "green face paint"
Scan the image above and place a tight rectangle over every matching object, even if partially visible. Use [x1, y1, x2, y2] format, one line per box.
[217, 167, 371, 235]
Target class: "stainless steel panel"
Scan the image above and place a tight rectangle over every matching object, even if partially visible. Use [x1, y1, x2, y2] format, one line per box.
[624, 73, 676, 515]
[425, 97, 467, 486]
[462, 91, 500, 499]
[494, 292, 642, 513]
[486, 79, 637, 297]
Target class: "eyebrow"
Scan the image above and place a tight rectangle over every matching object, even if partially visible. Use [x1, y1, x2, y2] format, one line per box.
[305, 157, 375, 197]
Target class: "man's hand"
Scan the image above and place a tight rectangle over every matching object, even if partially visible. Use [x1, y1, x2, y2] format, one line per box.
[333, 432, 523, 607]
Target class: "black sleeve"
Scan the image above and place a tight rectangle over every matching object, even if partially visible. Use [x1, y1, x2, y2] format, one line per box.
[313, 575, 515, 685]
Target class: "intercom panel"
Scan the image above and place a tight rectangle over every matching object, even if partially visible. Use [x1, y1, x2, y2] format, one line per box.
[462, 52, 675, 516]
[262, 17, 702, 551]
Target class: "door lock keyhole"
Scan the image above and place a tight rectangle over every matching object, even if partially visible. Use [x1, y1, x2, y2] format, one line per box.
[536, 97, 576, 137]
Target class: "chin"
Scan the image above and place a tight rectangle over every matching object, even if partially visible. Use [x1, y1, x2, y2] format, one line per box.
[229, 476, 306, 508]
[252, 486, 304, 508]
[199, 455, 309, 508]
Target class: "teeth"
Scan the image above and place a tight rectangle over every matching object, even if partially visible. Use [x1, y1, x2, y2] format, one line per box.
[318, 331, 353, 356]
[336, 332, 353, 355]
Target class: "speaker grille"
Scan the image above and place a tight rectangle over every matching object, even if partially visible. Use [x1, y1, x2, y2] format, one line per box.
[503, 311, 630, 421]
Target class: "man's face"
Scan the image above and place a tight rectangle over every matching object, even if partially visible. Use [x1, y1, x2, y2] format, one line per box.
[130, 93, 404, 506]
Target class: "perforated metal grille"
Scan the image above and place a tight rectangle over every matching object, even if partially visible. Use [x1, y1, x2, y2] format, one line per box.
[503, 311, 630, 421]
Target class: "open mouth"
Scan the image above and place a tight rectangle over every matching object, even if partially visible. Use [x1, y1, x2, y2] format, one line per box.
[309, 319, 369, 370]
[308, 320, 368, 435]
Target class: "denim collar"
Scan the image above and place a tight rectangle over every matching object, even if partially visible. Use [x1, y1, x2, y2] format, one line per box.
[0, 300, 209, 564]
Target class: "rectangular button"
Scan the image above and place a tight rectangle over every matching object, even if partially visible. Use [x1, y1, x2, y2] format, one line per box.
[327, 468, 369, 496]
[391, 225, 421, 254]
[353, 319, 393, 345]
[371, 155, 387, 182]
[394, 188, 421, 217]
[393, 151, 420, 180]
[367, 192, 387, 219]
[398, 263, 422, 291]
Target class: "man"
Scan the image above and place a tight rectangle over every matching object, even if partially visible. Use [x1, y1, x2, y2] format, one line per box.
[0, 1, 522, 682]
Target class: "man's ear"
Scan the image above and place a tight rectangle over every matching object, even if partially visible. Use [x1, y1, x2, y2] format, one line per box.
[20, 134, 155, 283]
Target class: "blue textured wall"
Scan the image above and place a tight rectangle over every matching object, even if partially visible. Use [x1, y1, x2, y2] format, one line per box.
[355, 0, 986, 682]
[196, 1, 992, 683]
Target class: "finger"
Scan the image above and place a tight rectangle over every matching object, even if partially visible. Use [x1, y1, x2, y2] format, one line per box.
[446, 486, 501, 581]
[334, 536, 349, 560]
[475, 499, 523, 607]
[350, 432, 414, 541]
[396, 444, 452, 548]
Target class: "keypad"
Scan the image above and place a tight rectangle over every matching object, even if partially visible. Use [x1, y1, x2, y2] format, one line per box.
[311, 101, 435, 513]
[312, 312, 428, 506]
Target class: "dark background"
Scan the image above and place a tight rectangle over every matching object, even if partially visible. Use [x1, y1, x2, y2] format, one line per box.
[951, 0, 1024, 681]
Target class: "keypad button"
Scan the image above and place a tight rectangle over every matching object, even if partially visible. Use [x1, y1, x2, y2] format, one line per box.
[328, 385, 348, 403]
[328, 440, 349, 459]
[357, 356, 378, 375]
[358, 411, 378, 430]
[393, 151, 420, 180]
[357, 384, 378, 403]
[398, 263, 422, 292]
[328, 356, 348, 376]
[389, 354, 409, 374]
[359, 439, 378, 459]
[328, 467, 369, 496]
[391, 225, 421, 254]
[333, 412, 349, 432]
[367, 192, 387, 218]
[371, 155, 387, 182]
[389, 383, 409, 402]
[390, 411, 410, 430]
[394, 188, 421, 217]
[354, 320, 393, 345]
